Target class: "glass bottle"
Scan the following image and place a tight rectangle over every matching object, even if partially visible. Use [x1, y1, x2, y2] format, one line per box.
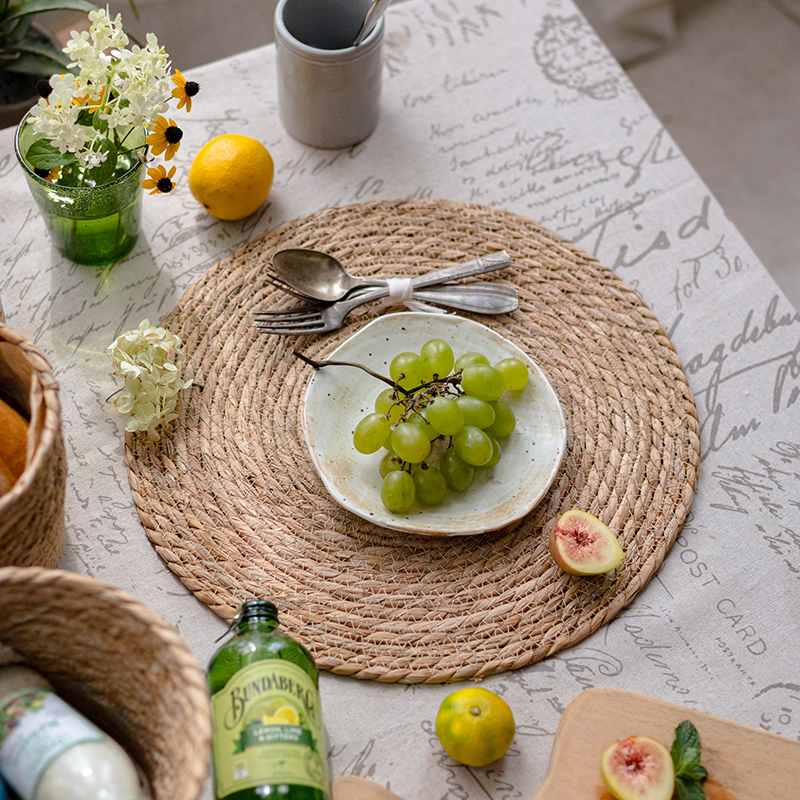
[0, 665, 149, 800]
[208, 600, 330, 800]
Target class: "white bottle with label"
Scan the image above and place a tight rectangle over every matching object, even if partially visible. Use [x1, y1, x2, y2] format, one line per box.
[0, 665, 150, 800]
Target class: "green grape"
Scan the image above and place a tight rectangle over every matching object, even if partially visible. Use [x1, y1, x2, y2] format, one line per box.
[483, 436, 502, 468]
[381, 470, 415, 514]
[409, 411, 440, 442]
[485, 401, 516, 438]
[452, 425, 493, 466]
[353, 413, 391, 454]
[390, 352, 425, 390]
[375, 387, 404, 423]
[454, 351, 490, 371]
[455, 395, 495, 429]
[420, 338, 454, 381]
[413, 466, 448, 507]
[494, 357, 529, 391]
[440, 448, 474, 492]
[426, 397, 464, 436]
[461, 364, 505, 402]
[390, 422, 431, 464]
[379, 452, 403, 477]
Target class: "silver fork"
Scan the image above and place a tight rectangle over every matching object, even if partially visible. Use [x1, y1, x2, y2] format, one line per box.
[254, 251, 514, 335]
[253, 283, 518, 334]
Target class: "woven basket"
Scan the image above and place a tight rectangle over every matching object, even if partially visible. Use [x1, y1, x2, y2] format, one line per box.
[0, 566, 211, 800]
[0, 324, 67, 568]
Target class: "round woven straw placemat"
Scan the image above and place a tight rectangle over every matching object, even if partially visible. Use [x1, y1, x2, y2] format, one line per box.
[125, 198, 700, 684]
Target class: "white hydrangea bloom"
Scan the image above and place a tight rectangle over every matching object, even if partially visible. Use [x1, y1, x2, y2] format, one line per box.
[28, 9, 174, 170]
[107, 320, 193, 441]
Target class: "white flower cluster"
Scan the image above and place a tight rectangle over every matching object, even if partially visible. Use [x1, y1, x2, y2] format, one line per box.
[29, 9, 171, 169]
[107, 320, 192, 441]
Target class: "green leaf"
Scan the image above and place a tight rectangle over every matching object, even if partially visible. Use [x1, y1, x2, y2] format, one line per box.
[3, 0, 101, 24]
[92, 113, 109, 134]
[671, 720, 702, 776]
[3, 0, 142, 45]
[76, 108, 96, 127]
[674, 776, 707, 800]
[57, 165, 81, 186]
[25, 139, 77, 169]
[85, 138, 118, 185]
[681, 762, 709, 781]
[0, 39, 72, 75]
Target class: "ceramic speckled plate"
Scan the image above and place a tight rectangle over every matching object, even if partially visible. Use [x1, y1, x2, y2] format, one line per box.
[301, 312, 567, 535]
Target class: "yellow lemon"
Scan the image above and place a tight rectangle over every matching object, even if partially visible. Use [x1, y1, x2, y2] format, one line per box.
[188, 134, 274, 220]
[272, 705, 300, 724]
[435, 687, 515, 767]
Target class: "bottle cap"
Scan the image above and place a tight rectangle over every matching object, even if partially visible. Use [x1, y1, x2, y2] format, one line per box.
[214, 599, 279, 642]
[239, 599, 278, 620]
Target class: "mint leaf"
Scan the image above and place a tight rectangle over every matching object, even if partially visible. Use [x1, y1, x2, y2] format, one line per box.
[680, 762, 709, 781]
[671, 720, 702, 776]
[675, 776, 707, 800]
[670, 720, 707, 799]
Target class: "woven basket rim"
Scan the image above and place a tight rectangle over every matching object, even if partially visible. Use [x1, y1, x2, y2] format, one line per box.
[0, 565, 212, 798]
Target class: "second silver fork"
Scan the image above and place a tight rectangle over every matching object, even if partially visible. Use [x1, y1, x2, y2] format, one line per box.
[253, 283, 518, 335]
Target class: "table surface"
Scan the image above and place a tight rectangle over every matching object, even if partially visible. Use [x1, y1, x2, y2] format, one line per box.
[2, 1, 800, 798]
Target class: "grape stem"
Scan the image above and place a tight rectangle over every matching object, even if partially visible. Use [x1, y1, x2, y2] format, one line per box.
[293, 350, 411, 395]
[293, 350, 464, 400]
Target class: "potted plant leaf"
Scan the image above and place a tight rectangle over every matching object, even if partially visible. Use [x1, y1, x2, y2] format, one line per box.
[0, 0, 136, 129]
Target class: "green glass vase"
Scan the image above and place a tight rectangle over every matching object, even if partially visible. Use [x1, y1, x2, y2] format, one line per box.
[15, 111, 146, 267]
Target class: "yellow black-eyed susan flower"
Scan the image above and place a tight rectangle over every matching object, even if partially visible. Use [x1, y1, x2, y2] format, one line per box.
[36, 79, 53, 100]
[142, 164, 177, 195]
[146, 116, 183, 160]
[33, 167, 62, 183]
[171, 69, 200, 112]
[72, 85, 104, 113]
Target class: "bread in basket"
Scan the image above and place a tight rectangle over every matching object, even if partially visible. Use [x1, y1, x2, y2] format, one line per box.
[0, 324, 67, 568]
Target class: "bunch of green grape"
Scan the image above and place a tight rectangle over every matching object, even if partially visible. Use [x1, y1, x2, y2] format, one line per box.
[351, 338, 530, 514]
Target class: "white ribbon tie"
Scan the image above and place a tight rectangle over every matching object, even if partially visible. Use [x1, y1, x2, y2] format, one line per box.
[382, 277, 449, 314]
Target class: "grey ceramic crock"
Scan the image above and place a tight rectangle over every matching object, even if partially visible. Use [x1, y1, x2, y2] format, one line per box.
[274, 0, 384, 150]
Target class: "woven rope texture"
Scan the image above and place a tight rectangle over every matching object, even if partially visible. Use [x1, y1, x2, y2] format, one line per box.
[125, 199, 700, 684]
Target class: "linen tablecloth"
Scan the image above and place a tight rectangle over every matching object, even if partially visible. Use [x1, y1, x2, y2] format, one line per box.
[2, 1, 799, 798]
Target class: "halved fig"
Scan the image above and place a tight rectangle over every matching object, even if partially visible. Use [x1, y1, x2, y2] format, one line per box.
[548, 509, 624, 575]
[600, 735, 675, 800]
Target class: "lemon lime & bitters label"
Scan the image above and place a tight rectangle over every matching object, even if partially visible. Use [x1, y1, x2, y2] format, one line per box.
[211, 660, 329, 797]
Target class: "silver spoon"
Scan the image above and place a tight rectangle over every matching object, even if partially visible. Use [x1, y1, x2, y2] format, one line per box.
[271, 248, 512, 303]
[353, 0, 392, 46]
[271, 248, 387, 303]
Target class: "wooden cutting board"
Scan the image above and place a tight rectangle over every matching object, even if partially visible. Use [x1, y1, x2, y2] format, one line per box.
[535, 687, 800, 800]
[332, 775, 406, 800]
[332, 688, 800, 800]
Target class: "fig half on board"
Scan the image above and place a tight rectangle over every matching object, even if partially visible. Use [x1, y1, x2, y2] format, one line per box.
[600, 735, 675, 800]
[548, 509, 624, 575]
